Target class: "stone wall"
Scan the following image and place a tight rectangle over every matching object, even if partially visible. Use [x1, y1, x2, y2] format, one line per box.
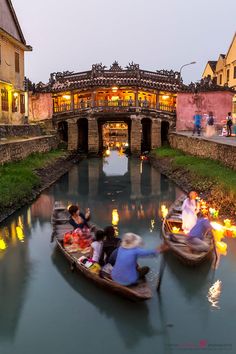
[176, 91, 234, 131]
[29, 92, 53, 122]
[0, 135, 59, 164]
[0, 124, 42, 139]
[169, 133, 236, 170]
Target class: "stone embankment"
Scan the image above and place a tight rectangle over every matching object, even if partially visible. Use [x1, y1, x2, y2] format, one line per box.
[169, 132, 236, 171]
[0, 152, 82, 223]
[150, 154, 236, 223]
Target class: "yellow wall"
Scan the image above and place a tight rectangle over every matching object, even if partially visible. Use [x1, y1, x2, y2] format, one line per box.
[202, 63, 215, 79]
[0, 33, 26, 124]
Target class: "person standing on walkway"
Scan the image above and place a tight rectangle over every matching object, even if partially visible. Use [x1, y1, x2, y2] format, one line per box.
[205, 111, 215, 138]
[192, 111, 202, 136]
[226, 112, 233, 137]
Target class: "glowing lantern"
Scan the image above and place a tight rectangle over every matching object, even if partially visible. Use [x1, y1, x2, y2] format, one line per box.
[105, 149, 110, 157]
[209, 208, 219, 218]
[216, 241, 227, 254]
[224, 219, 231, 228]
[172, 227, 180, 233]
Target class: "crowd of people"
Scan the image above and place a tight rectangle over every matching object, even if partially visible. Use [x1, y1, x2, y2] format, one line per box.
[192, 111, 234, 138]
[63, 197, 213, 287]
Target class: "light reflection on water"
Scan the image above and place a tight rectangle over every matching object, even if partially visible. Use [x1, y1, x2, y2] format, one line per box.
[0, 151, 235, 354]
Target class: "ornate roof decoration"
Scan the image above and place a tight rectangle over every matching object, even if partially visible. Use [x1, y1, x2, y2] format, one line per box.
[109, 61, 123, 71]
[126, 62, 140, 71]
[182, 76, 235, 93]
[30, 62, 185, 93]
[91, 63, 106, 76]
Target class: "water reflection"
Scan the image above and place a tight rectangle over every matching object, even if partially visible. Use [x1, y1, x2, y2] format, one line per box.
[207, 280, 222, 309]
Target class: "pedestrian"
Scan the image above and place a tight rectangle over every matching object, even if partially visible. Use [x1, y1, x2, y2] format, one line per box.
[205, 111, 215, 138]
[226, 112, 233, 137]
[192, 111, 202, 136]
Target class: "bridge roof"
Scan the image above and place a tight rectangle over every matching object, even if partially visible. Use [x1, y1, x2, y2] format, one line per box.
[32, 62, 184, 93]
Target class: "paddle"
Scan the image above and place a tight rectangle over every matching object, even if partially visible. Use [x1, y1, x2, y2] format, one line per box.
[212, 233, 218, 267]
[157, 255, 166, 292]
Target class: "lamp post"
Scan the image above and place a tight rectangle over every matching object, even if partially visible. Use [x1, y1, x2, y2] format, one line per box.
[179, 61, 196, 82]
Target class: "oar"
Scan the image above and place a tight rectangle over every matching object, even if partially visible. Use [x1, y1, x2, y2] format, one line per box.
[157, 255, 166, 292]
[212, 233, 218, 267]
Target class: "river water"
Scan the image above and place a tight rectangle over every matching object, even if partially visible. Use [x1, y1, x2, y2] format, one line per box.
[0, 151, 235, 354]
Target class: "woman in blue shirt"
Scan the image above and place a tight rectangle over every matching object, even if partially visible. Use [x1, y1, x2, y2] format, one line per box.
[111, 233, 166, 286]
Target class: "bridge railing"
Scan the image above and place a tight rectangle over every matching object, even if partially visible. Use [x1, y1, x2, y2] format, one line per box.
[53, 100, 175, 114]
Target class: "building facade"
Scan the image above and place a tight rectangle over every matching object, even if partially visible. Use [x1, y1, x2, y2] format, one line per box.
[0, 0, 32, 124]
[202, 33, 236, 116]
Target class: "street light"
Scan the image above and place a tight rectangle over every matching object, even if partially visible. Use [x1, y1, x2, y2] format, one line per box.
[179, 61, 196, 81]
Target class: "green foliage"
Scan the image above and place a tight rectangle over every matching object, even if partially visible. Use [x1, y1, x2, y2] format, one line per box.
[0, 150, 66, 209]
[155, 147, 236, 196]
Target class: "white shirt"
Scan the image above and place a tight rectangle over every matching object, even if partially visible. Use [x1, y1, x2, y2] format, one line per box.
[91, 241, 103, 262]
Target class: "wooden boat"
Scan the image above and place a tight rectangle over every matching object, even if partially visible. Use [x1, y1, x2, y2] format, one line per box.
[51, 202, 152, 301]
[162, 195, 214, 266]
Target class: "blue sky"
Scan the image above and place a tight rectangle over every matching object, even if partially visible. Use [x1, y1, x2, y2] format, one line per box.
[13, 0, 236, 84]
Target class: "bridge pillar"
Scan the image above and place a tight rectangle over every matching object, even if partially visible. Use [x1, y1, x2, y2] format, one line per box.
[88, 117, 99, 154]
[130, 115, 142, 155]
[67, 120, 78, 151]
[151, 119, 161, 149]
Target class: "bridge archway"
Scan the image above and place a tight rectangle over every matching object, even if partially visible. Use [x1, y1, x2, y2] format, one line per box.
[97, 117, 131, 153]
[57, 121, 68, 145]
[141, 118, 152, 152]
[161, 120, 170, 145]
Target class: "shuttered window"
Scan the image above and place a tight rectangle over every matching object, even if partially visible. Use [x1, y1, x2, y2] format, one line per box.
[15, 52, 20, 73]
[20, 94, 25, 114]
[1, 89, 9, 111]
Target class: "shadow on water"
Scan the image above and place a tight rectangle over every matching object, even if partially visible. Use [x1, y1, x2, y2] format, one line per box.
[51, 247, 163, 349]
[164, 254, 212, 300]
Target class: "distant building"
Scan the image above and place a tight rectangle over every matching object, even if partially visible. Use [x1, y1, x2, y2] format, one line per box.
[0, 0, 32, 124]
[202, 33, 236, 116]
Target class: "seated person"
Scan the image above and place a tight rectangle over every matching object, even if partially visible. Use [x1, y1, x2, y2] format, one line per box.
[187, 212, 212, 252]
[101, 226, 121, 264]
[111, 233, 166, 286]
[68, 205, 90, 230]
[89, 230, 105, 263]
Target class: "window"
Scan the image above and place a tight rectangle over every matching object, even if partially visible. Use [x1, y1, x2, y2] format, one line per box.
[1, 89, 9, 111]
[12, 93, 18, 112]
[234, 67, 236, 79]
[227, 69, 230, 82]
[20, 94, 25, 114]
[15, 52, 20, 73]
[219, 74, 222, 85]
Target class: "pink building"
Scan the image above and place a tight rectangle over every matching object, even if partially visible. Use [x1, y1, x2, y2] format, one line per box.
[176, 91, 234, 131]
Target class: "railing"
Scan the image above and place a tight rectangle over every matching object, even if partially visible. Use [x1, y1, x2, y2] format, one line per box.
[53, 100, 175, 114]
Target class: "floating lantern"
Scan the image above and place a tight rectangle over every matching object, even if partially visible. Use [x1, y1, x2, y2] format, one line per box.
[172, 226, 180, 233]
[209, 208, 219, 219]
[216, 241, 227, 254]
[211, 222, 225, 242]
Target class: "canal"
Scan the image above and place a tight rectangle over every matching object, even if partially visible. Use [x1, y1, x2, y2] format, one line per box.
[0, 151, 235, 354]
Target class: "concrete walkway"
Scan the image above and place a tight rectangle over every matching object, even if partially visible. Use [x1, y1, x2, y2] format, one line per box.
[176, 131, 236, 147]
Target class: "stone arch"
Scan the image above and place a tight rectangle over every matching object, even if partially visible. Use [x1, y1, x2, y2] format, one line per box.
[141, 117, 152, 152]
[77, 118, 88, 152]
[161, 120, 170, 145]
[57, 121, 68, 144]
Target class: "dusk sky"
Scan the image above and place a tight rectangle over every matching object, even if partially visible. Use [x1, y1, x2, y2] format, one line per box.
[13, 0, 236, 84]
